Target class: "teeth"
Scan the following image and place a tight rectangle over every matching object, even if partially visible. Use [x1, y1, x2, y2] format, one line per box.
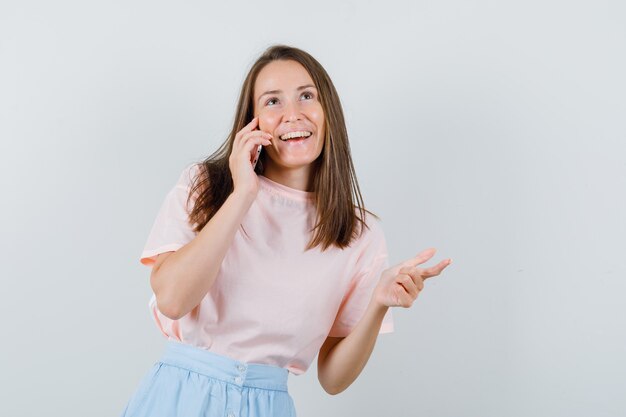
[279, 131, 312, 141]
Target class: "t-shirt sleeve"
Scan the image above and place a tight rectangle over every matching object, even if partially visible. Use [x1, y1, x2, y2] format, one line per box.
[327, 220, 395, 337]
[139, 163, 200, 267]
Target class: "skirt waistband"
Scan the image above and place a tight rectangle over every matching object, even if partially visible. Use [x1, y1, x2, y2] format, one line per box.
[159, 340, 289, 392]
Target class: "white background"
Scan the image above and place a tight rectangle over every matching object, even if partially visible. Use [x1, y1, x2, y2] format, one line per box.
[1, 1, 624, 416]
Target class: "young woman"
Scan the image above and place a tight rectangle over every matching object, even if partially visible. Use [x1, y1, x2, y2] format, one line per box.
[121, 44, 451, 417]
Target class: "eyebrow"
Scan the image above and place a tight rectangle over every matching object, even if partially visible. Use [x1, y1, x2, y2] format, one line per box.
[258, 84, 317, 102]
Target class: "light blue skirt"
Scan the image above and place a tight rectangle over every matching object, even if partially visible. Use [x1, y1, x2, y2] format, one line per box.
[120, 340, 297, 417]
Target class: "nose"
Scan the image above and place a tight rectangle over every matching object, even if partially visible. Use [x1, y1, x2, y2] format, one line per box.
[282, 99, 302, 123]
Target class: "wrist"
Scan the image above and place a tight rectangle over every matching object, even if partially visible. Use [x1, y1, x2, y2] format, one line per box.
[369, 292, 390, 313]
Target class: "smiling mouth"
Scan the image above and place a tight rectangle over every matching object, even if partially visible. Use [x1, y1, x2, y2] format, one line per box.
[279, 131, 313, 141]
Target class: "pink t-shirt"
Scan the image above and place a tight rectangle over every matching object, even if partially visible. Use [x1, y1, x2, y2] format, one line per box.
[140, 163, 394, 375]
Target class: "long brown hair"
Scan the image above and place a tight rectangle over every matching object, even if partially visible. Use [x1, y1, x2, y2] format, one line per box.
[186, 44, 380, 252]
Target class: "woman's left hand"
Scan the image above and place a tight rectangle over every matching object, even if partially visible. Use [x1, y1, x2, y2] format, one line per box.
[372, 248, 452, 308]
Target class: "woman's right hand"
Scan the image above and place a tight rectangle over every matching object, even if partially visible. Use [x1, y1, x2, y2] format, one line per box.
[229, 116, 273, 196]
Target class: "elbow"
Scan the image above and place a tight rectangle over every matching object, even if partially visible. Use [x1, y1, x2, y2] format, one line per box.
[150, 267, 184, 320]
[318, 375, 344, 396]
[321, 383, 344, 396]
[154, 295, 184, 320]
[319, 379, 336, 395]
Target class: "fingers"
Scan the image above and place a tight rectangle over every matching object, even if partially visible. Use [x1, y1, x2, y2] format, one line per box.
[397, 248, 436, 269]
[241, 116, 259, 135]
[397, 273, 421, 297]
[243, 134, 272, 152]
[413, 248, 437, 265]
[398, 267, 424, 289]
[235, 130, 273, 155]
[392, 254, 452, 307]
[397, 248, 452, 275]
[235, 117, 270, 146]
[399, 258, 450, 284]
[421, 259, 452, 279]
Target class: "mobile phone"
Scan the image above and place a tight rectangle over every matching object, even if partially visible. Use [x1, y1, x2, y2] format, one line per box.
[252, 144, 262, 169]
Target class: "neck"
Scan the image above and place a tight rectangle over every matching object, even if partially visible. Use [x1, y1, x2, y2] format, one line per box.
[261, 160, 319, 192]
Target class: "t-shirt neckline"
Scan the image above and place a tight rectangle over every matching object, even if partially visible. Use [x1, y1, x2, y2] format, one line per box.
[258, 174, 315, 202]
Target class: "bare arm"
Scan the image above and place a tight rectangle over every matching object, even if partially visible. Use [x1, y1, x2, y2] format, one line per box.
[150, 188, 256, 320]
[317, 299, 389, 395]
[149, 115, 272, 320]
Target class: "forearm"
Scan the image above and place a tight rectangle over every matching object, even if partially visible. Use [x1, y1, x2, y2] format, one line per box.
[151, 189, 255, 320]
[319, 298, 389, 395]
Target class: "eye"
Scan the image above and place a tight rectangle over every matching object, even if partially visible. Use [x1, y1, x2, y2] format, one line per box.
[264, 91, 315, 107]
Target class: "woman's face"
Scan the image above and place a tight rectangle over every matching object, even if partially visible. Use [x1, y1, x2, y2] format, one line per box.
[253, 60, 325, 170]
